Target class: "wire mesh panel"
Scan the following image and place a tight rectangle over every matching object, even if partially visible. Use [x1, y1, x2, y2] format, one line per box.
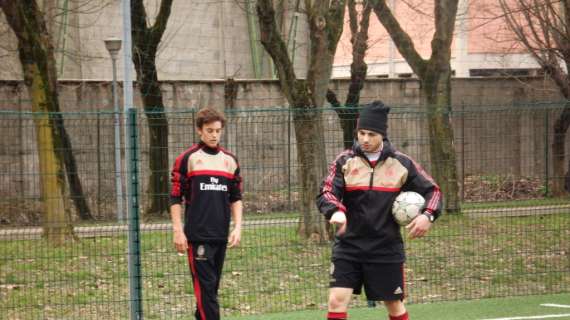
[0, 105, 569, 319]
[0, 111, 131, 319]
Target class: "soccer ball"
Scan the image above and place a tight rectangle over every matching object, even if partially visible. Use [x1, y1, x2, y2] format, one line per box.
[392, 191, 425, 226]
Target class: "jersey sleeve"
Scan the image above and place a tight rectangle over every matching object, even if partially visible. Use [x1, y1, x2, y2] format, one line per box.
[316, 154, 347, 220]
[229, 162, 243, 203]
[169, 152, 189, 206]
[400, 154, 443, 219]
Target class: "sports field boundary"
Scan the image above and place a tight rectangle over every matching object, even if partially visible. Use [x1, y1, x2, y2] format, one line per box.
[224, 293, 570, 320]
[1, 204, 569, 240]
[0, 218, 296, 240]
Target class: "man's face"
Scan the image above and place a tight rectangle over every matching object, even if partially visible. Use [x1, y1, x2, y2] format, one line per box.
[197, 121, 223, 148]
[357, 129, 383, 153]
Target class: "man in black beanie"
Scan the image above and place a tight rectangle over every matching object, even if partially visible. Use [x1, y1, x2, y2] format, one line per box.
[317, 101, 442, 320]
[357, 100, 389, 137]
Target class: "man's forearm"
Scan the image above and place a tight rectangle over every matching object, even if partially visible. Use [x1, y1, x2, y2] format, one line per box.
[170, 204, 184, 233]
[230, 200, 243, 228]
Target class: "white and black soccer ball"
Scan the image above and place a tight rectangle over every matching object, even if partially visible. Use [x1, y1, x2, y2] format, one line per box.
[392, 191, 425, 226]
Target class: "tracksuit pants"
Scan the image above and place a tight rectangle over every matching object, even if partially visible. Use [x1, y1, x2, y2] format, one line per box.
[187, 242, 227, 320]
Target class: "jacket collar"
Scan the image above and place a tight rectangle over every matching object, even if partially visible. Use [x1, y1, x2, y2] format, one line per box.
[199, 141, 220, 155]
[353, 138, 394, 163]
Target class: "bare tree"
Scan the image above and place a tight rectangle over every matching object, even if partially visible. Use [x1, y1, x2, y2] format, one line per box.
[327, 0, 373, 148]
[0, 0, 79, 242]
[371, 0, 460, 212]
[1, 1, 94, 223]
[257, 0, 345, 240]
[499, 0, 570, 195]
[131, 0, 173, 218]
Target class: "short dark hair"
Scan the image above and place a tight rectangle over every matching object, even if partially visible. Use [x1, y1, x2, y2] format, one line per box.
[195, 107, 226, 129]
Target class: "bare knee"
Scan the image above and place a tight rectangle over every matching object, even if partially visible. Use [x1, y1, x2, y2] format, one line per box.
[383, 300, 406, 316]
[328, 288, 352, 312]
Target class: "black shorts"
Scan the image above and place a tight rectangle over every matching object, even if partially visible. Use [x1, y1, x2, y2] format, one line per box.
[329, 258, 405, 301]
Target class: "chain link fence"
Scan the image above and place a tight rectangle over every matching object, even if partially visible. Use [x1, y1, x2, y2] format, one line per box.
[1, 104, 569, 319]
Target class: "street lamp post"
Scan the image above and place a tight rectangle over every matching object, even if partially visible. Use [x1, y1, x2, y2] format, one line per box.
[104, 37, 124, 223]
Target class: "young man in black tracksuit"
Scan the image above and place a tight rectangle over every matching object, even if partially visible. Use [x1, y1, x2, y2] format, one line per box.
[170, 107, 243, 320]
[317, 101, 443, 320]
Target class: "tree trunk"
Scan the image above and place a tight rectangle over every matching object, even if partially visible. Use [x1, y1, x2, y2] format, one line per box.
[293, 107, 329, 240]
[551, 105, 570, 195]
[547, 70, 569, 196]
[55, 114, 93, 220]
[35, 113, 75, 243]
[145, 113, 169, 217]
[144, 108, 170, 217]
[566, 151, 570, 193]
[422, 68, 460, 212]
[326, 89, 358, 148]
[499, 0, 570, 195]
[131, 0, 173, 218]
[138, 69, 169, 218]
[326, 0, 371, 149]
[372, 0, 460, 213]
[257, 0, 345, 240]
[1, 0, 77, 241]
[345, 0, 371, 109]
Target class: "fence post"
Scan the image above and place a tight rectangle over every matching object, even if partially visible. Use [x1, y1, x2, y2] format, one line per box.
[97, 112, 102, 216]
[287, 108, 292, 209]
[544, 108, 550, 197]
[191, 108, 196, 142]
[460, 102, 465, 202]
[126, 108, 143, 319]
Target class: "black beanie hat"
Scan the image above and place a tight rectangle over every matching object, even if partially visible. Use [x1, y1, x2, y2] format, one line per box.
[357, 100, 390, 136]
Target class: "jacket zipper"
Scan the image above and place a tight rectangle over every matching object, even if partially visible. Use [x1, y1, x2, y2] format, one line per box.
[369, 165, 375, 190]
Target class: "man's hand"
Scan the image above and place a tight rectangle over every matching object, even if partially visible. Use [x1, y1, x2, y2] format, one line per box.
[406, 214, 432, 239]
[330, 211, 347, 235]
[228, 227, 242, 248]
[173, 230, 188, 254]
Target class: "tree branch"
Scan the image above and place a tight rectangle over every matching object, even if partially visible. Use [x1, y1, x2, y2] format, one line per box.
[500, 0, 570, 98]
[348, 0, 358, 36]
[371, 0, 427, 77]
[346, 0, 371, 107]
[430, 0, 459, 68]
[327, 0, 346, 53]
[150, 0, 174, 48]
[306, 0, 346, 107]
[131, 0, 149, 48]
[257, 0, 300, 103]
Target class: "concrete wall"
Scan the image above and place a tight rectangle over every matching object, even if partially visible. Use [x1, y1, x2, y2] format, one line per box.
[0, 77, 567, 219]
[0, 0, 310, 81]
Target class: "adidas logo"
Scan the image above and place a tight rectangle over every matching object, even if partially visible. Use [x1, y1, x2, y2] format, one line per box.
[393, 286, 403, 294]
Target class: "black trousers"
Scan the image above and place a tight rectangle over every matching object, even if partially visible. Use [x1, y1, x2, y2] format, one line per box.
[187, 242, 227, 320]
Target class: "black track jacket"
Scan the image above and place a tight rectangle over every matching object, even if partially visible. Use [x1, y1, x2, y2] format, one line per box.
[316, 140, 442, 263]
[170, 142, 242, 243]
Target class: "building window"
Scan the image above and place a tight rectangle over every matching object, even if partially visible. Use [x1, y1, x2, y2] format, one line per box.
[469, 68, 542, 77]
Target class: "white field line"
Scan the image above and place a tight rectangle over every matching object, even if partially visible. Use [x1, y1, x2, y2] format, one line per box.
[541, 305, 570, 309]
[480, 314, 570, 320]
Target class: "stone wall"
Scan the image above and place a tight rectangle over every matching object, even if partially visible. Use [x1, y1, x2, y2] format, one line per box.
[0, 77, 567, 219]
[0, 0, 309, 81]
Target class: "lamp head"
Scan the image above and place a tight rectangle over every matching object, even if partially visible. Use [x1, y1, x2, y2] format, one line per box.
[104, 38, 122, 58]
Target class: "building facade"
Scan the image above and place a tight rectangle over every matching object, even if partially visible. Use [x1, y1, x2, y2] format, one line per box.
[333, 0, 542, 78]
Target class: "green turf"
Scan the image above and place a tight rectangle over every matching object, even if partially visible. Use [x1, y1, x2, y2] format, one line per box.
[1, 212, 568, 318]
[225, 293, 570, 320]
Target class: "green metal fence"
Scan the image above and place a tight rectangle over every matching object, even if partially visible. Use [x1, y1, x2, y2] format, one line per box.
[0, 104, 569, 319]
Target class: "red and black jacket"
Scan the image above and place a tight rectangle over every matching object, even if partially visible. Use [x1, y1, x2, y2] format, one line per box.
[170, 142, 242, 243]
[316, 140, 442, 263]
